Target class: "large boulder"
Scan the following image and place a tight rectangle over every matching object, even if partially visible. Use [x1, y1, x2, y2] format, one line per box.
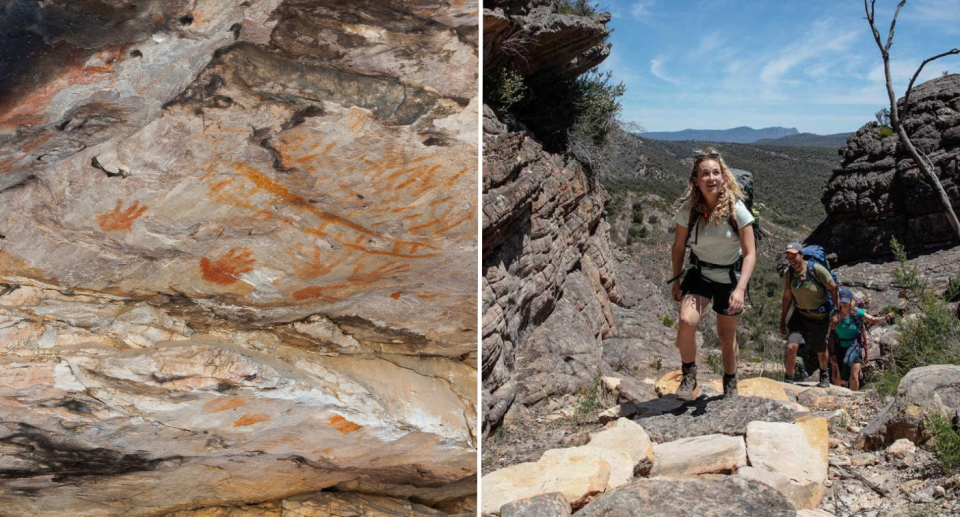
[575, 477, 796, 517]
[809, 74, 960, 262]
[859, 364, 960, 449]
[480, 452, 610, 514]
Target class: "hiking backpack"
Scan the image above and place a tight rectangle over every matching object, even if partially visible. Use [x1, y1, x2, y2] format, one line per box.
[685, 168, 764, 248]
[788, 244, 839, 313]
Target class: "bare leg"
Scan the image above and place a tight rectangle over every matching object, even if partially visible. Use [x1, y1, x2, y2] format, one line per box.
[785, 342, 799, 377]
[850, 363, 862, 392]
[717, 314, 739, 375]
[677, 295, 710, 363]
[818, 351, 829, 374]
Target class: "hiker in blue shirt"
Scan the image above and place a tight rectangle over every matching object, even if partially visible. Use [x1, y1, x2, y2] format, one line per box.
[828, 288, 893, 391]
[670, 149, 756, 400]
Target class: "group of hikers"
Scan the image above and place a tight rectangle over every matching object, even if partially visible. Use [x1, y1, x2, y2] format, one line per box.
[668, 149, 893, 400]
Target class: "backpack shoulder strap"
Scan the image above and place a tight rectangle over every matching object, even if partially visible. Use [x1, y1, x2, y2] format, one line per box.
[685, 207, 700, 246]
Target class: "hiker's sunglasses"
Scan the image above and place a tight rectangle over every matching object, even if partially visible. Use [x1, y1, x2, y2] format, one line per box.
[693, 152, 721, 161]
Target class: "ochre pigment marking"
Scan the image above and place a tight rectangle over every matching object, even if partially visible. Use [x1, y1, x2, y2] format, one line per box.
[200, 247, 255, 285]
[327, 415, 362, 434]
[287, 245, 348, 280]
[417, 292, 439, 299]
[204, 397, 247, 413]
[390, 292, 403, 299]
[96, 200, 148, 232]
[233, 413, 271, 427]
[443, 167, 470, 186]
[292, 285, 344, 302]
[347, 263, 410, 285]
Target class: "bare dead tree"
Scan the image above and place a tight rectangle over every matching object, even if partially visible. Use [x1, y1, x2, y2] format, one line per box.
[865, 0, 960, 240]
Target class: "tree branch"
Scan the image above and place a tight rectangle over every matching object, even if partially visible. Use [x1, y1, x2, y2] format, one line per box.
[902, 48, 960, 117]
[865, 0, 885, 54]
[885, 1, 907, 53]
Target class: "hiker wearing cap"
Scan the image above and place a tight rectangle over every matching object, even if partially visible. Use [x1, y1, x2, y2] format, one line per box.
[780, 242, 838, 387]
[669, 148, 756, 400]
[828, 287, 893, 391]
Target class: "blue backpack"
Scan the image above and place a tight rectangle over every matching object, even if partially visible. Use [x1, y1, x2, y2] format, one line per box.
[790, 244, 838, 313]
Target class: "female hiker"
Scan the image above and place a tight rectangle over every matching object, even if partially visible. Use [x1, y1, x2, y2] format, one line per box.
[669, 149, 756, 400]
[828, 287, 893, 391]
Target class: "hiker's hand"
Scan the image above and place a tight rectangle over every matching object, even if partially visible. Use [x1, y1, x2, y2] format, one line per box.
[672, 281, 682, 302]
[831, 313, 839, 326]
[884, 312, 894, 322]
[829, 356, 837, 366]
[728, 288, 744, 314]
[779, 320, 787, 336]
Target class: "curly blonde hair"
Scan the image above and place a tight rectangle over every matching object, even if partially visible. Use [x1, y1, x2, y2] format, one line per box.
[676, 147, 743, 224]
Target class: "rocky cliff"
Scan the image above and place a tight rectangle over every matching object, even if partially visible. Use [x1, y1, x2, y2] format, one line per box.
[0, 0, 477, 515]
[810, 74, 960, 263]
[480, 1, 625, 435]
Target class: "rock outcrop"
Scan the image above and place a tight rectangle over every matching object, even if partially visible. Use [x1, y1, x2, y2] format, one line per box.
[0, 0, 477, 514]
[810, 74, 960, 263]
[480, 0, 620, 436]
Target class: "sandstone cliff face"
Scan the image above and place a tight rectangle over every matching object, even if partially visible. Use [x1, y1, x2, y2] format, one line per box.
[810, 74, 960, 263]
[0, 0, 477, 514]
[480, 3, 619, 434]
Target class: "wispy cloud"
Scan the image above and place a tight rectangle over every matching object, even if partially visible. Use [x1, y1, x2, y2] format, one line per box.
[650, 56, 682, 85]
[760, 18, 859, 85]
[630, 1, 655, 20]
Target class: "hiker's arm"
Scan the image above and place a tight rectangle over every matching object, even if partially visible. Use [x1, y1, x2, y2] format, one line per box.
[861, 329, 869, 362]
[828, 281, 840, 325]
[735, 225, 755, 292]
[828, 330, 837, 362]
[780, 285, 793, 336]
[862, 312, 893, 325]
[727, 224, 755, 313]
[671, 224, 688, 301]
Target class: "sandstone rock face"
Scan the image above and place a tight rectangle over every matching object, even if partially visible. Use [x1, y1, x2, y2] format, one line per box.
[0, 0, 477, 514]
[859, 364, 960, 450]
[810, 74, 960, 262]
[746, 421, 828, 485]
[480, 452, 610, 514]
[481, 1, 620, 434]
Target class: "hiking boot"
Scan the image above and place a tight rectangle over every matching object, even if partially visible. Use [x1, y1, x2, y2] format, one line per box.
[783, 374, 795, 384]
[722, 374, 738, 398]
[817, 369, 830, 388]
[675, 364, 698, 401]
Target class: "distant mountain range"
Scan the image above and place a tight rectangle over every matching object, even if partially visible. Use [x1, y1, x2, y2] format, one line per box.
[754, 132, 852, 148]
[640, 126, 800, 144]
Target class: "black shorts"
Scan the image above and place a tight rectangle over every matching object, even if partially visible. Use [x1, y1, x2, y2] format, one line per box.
[680, 269, 740, 316]
[786, 312, 830, 353]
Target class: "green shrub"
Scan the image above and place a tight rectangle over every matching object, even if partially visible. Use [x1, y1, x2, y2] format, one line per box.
[660, 314, 676, 328]
[944, 274, 960, 303]
[632, 202, 644, 223]
[576, 376, 602, 414]
[627, 224, 647, 243]
[893, 293, 960, 374]
[706, 350, 724, 375]
[553, 0, 597, 16]
[485, 68, 527, 114]
[891, 237, 925, 300]
[648, 214, 659, 225]
[926, 412, 960, 474]
[878, 126, 894, 138]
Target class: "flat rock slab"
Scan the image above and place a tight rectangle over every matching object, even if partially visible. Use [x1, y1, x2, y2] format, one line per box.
[705, 377, 790, 402]
[598, 396, 686, 424]
[540, 446, 635, 490]
[588, 418, 654, 464]
[499, 493, 570, 517]
[739, 466, 827, 510]
[651, 434, 747, 477]
[576, 476, 796, 517]
[637, 396, 802, 443]
[746, 421, 827, 484]
[481, 453, 610, 513]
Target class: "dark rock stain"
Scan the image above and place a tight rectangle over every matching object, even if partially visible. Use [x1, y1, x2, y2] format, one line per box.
[281, 104, 325, 131]
[0, 423, 183, 482]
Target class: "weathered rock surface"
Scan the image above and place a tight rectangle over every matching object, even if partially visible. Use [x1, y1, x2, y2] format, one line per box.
[0, 0, 477, 514]
[480, 451, 610, 514]
[482, 4, 610, 80]
[859, 364, 960, 450]
[638, 396, 802, 443]
[499, 492, 570, 517]
[746, 422, 828, 485]
[738, 466, 827, 511]
[482, 90, 621, 431]
[575, 477, 797, 517]
[810, 74, 960, 262]
[650, 434, 747, 477]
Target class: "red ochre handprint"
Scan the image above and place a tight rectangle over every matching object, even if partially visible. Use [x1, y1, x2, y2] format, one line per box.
[347, 262, 410, 286]
[286, 244, 348, 280]
[200, 247, 256, 285]
[96, 199, 148, 232]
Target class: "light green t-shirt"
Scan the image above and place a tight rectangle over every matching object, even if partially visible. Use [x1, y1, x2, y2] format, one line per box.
[783, 262, 834, 320]
[674, 199, 755, 284]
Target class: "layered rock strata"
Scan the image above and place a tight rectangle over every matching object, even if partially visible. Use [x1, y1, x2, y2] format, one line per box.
[480, 3, 619, 435]
[810, 74, 960, 262]
[0, 0, 477, 514]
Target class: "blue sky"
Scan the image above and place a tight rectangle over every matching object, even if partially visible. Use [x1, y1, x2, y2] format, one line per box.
[600, 0, 960, 134]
